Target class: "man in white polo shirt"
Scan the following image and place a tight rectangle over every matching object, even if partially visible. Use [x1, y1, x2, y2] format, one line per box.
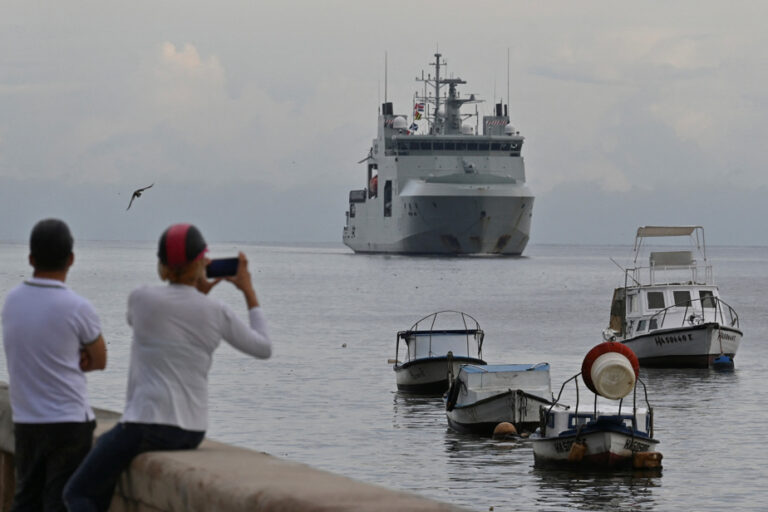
[2, 218, 107, 511]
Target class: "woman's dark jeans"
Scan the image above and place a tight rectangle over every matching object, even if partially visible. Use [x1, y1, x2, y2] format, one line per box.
[63, 422, 205, 512]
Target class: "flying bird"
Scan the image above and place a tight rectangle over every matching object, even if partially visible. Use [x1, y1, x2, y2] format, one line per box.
[126, 183, 154, 210]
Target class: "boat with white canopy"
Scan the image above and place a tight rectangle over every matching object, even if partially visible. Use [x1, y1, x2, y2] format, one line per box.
[392, 311, 485, 394]
[604, 226, 742, 367]
[444, 362, 554, 436]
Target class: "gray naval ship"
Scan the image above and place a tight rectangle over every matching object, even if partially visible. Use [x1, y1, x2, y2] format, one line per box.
[342, 53, 534, 255]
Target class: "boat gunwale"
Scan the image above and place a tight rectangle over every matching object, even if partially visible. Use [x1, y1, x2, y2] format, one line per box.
[451, 388, 556, 410]
[540, 417, 657, 441]
[396, 356, 486, 371]
[622, 322, 743, 343]
[397, 329, 483, 338]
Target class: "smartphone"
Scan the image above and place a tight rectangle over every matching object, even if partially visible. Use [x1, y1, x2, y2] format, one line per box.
[206, 257, 239, 278]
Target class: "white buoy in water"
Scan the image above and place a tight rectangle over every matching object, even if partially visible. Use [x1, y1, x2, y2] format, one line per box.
[590, 352, 636, 399]
[581, 342, 639, 400]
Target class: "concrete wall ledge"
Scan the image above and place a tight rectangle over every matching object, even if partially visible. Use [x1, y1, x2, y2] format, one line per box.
[0, 383, 464, 511]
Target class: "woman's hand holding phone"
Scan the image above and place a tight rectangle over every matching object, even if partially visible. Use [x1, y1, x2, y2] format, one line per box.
[227, 252, 259, 308]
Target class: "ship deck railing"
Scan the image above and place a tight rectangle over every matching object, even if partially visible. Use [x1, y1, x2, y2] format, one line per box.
[647, 296, 740, 331]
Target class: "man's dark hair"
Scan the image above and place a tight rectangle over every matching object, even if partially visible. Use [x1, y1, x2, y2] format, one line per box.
[29, 219, 74, 271]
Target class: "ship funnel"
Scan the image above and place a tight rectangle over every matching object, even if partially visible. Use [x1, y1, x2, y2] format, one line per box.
[382, 102, 394, 116]
[495, 103, 503, 116]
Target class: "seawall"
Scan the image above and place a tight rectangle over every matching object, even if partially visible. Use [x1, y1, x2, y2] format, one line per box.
[0, 382, 464, 511]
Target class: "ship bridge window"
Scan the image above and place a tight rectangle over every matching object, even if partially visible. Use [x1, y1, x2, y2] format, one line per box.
[409, 141, 420, 151]
[444, 142, 456, 150]
[420, 142, 431, 151]
[500, 142, 512, 151]
[455, 142, 466, 151]
[433, 142, 444, 150]
[700, 290, 716, 308]
[396, 141, 409, 154]
[673, 291, 691, 307]
[647, 291, 665, 309]
[467, 142, 478, 151]
[491, 142, 501, 150]
[478, 142, 489, 151]
[637, 319, 647, 332]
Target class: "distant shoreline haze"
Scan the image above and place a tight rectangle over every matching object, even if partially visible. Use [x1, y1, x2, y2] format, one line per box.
[1, 179, 766, 247]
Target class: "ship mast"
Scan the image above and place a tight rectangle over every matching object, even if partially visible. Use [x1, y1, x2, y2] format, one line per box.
[415, 53, 478, 135]
[433, 53, 443, 133]
[415, 53, 447, 134]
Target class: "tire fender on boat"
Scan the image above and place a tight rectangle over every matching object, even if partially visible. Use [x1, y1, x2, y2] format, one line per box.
[445, 380, 460, 411]
[581, 342, 640, 399]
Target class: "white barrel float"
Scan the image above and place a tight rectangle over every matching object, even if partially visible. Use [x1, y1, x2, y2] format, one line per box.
[581, 342, 640, 399]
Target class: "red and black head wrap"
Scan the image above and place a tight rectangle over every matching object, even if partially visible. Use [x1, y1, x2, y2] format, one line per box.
[157, 224, 207, 267]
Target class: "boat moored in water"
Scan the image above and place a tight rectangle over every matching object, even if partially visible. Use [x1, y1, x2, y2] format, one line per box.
[531, 343, 662, 469]
[604, 226, 742, 368]
[392, 311, 485, 394]
[444, 363, 554, 436]
[343, 53, 534, 255]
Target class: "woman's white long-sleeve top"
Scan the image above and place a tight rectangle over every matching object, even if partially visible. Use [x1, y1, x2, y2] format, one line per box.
[122, 284, 271, 431]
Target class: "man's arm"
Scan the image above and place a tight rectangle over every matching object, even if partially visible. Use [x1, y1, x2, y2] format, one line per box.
[80, 334, 107, 372]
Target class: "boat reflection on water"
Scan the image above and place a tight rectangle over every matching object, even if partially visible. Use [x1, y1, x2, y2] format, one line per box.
[443, 432, 528, 462]
[641, 367, 740, 412]
[391, 393, 443, 430]
[532, 468, 661, 511]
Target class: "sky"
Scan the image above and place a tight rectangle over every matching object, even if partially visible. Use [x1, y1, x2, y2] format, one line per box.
[1, 1, 766, 246]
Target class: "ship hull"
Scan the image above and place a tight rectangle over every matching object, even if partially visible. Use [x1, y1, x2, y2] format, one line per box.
[531, 430, 660, 468]
[394, 356, 486, 395]
[446, 389, 550, 436]
[344, 182, 533, 255]
[620, 323, 742, 368]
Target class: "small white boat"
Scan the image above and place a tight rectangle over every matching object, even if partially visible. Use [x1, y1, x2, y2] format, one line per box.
[605, 226, 742, 367]
[531, 404, 659, 468]
[444, 363, 554, 436]
[531, 343, 662, 469]
[392, 311, 485, 394]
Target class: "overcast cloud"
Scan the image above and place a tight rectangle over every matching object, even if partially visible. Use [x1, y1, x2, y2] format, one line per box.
[1, 1, 766, 245]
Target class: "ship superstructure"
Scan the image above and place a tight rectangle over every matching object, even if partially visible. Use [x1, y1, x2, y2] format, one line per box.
[342, 53, 534, 255]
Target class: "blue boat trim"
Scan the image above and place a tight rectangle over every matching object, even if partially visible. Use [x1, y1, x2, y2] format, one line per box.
[556, 417, 652, 439]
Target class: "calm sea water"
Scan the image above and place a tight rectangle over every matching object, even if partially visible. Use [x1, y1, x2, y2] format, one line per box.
[1, 242, 766, 511]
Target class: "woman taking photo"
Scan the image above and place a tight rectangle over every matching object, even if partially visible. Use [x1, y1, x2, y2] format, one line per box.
[64, 223, 272, 510]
